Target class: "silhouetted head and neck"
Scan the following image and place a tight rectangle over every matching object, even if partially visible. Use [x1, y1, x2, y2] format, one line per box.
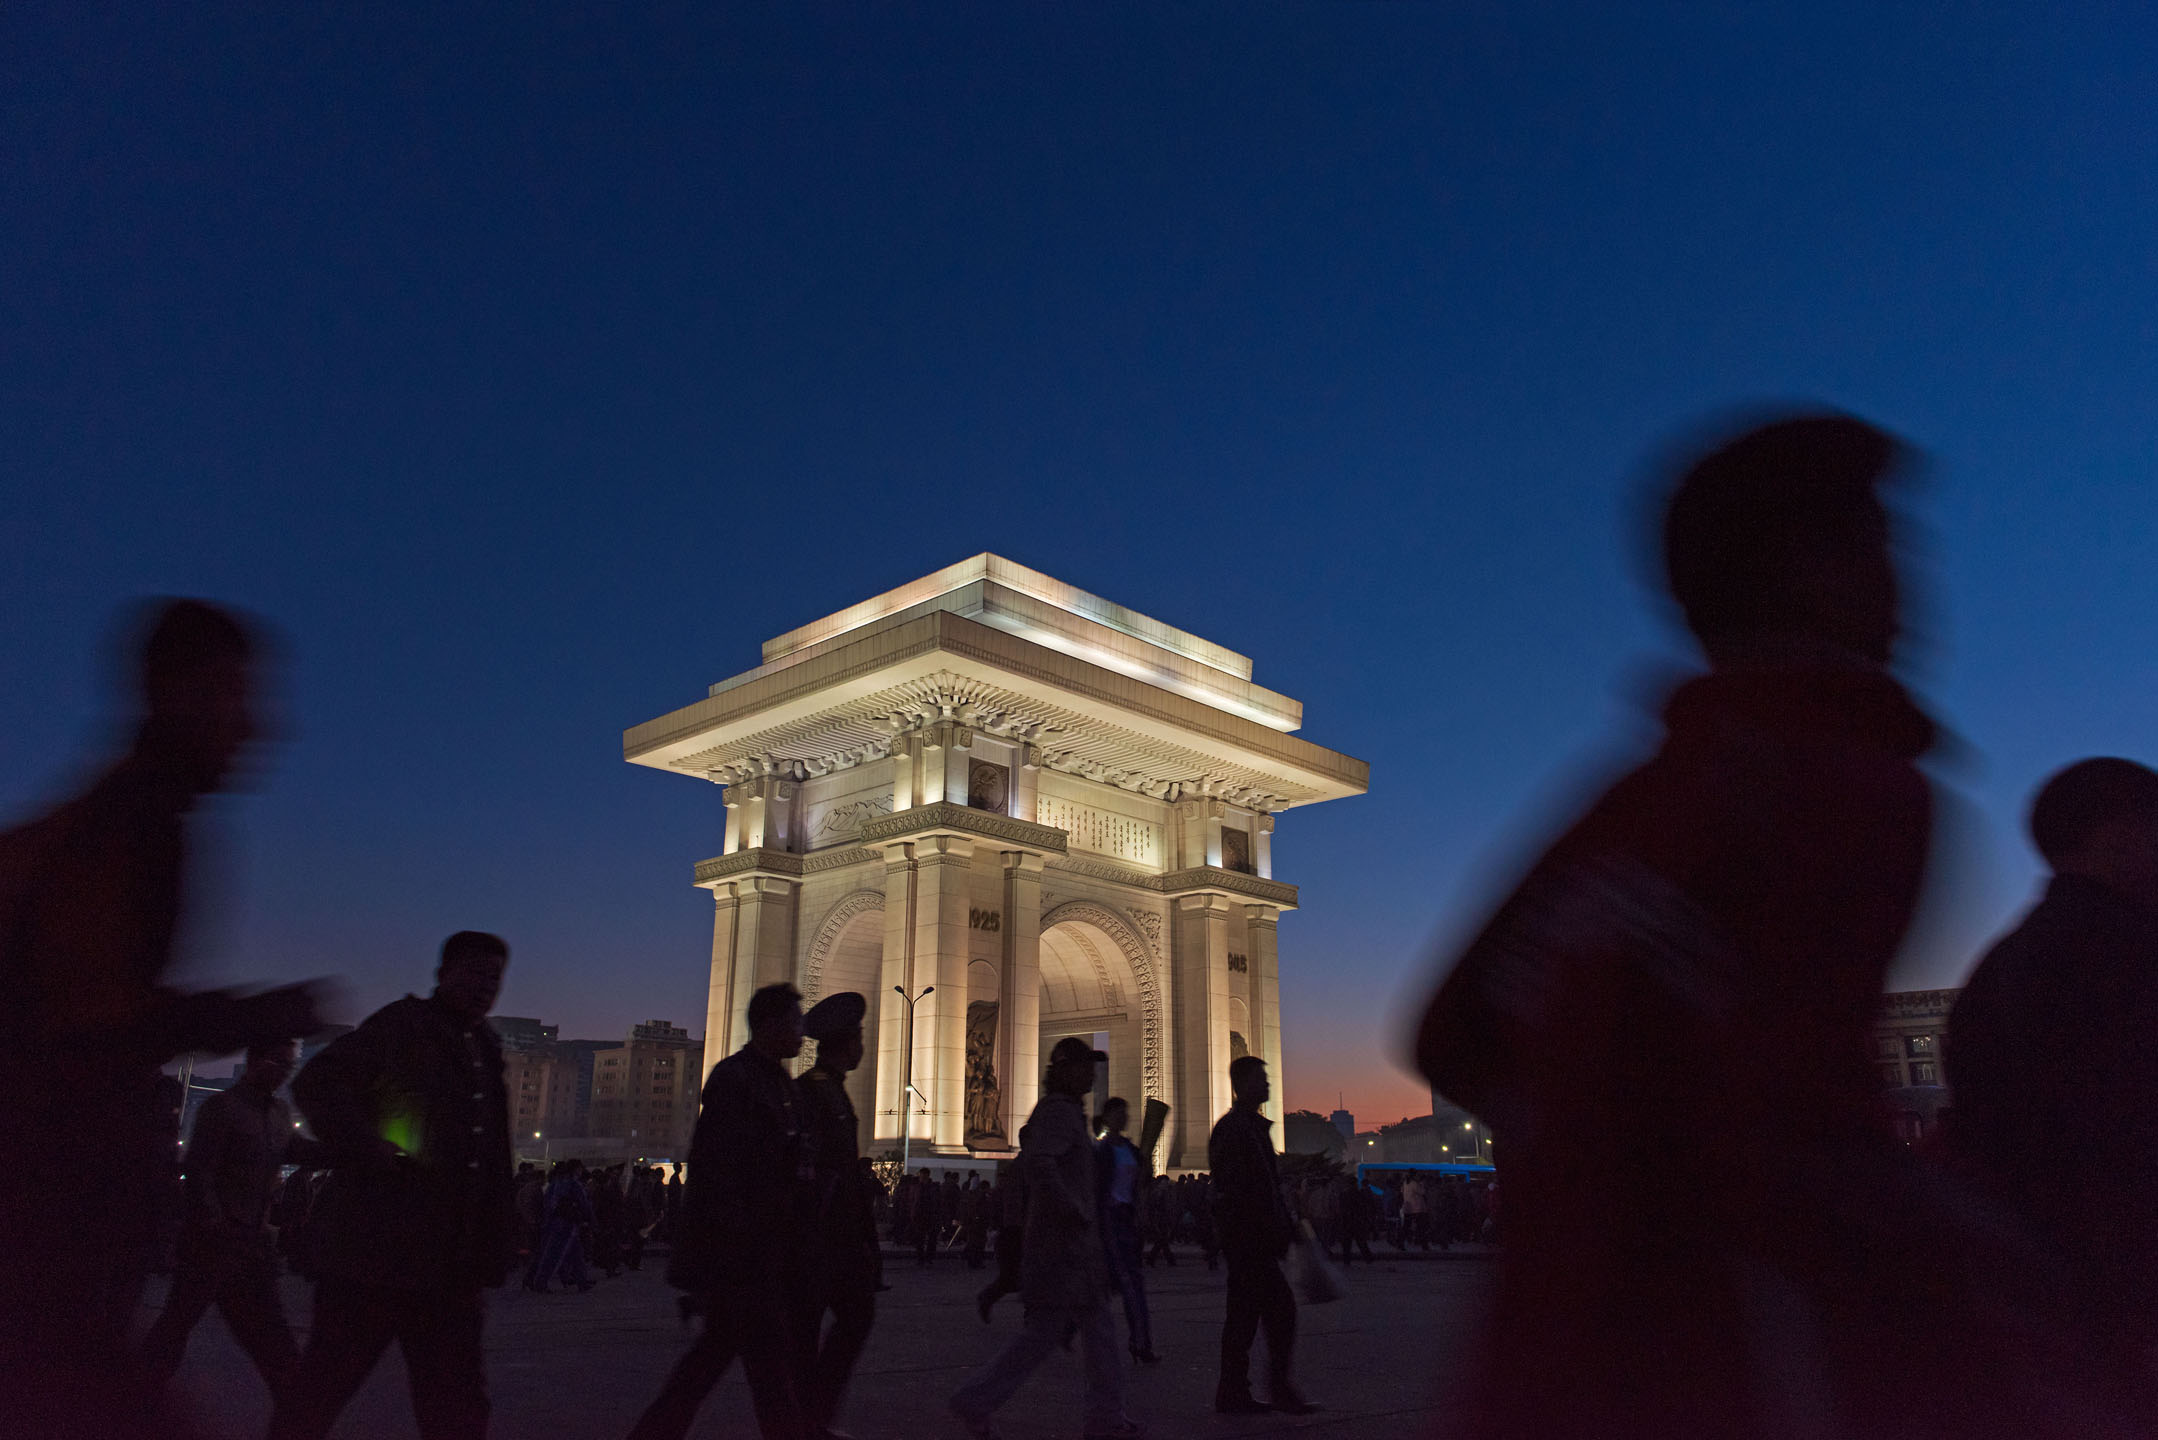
[238, 1037, 298, 1097]
[2029, 758, 2158, 914]
[433, 931, 509, 1029]
[129, 598, 266, 798]
[1044, 1036, 1100, 1101]
[1230, 1055, 1270, 1115]
[747, 982, 804, 1063]
[1661, 414, 1910, 672]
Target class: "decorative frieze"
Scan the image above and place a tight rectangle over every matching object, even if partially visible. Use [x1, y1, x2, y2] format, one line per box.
[807, 794, 893, 845]
[860, 801, 1068, 854]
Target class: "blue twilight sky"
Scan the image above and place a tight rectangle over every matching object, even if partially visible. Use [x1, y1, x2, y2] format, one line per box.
[4, 4, 2154, 1123]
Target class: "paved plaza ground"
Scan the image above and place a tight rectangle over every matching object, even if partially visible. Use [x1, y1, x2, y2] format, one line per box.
[152, 1245, 1496, 1439]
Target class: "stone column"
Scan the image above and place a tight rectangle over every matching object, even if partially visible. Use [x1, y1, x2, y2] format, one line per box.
[999, 850, 1044, 1142]
[704, 887, 740, 1068]
[1171, 892, 1235, 1166]
[704, 873, 800, 1064]
[914, 833, 975, 1150]
[1012, 743, 1041, 823]
[722, 788, 744, 855]
[1254, 813, 1275, 879]
[875, 844, 919, 1146]
[1246, 905, 1285, 1127]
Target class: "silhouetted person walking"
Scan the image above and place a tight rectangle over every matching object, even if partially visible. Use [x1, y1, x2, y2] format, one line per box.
[1209, 1057, 1310, 1415]
[269, 932, 514, 1440]
[1416, 414, 2077, 1439]
[794, 991, 879, 1437]
[0, 600, 321, 1439]
[631, 983, 810, 1440]
[141, 1038, 325, 1397]
[950, 1037, 1139, 1440]
[1094, 1097, 1158, 1365]
[1950, 757, 2158, 1413]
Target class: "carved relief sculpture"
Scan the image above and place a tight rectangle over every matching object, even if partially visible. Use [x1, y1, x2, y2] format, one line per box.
[968, 760, 1010, 814]
[1222, 827, 1253, 875]
[965, 1000, 1006, 1146]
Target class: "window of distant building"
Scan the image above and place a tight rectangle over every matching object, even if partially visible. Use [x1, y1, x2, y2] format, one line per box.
[1879, 1063, 1904, 1087]
[1876, 1036, 1901, 1059]
[1910, 1061, 1938, 1085]
[1906, 1034, 1934, 1056]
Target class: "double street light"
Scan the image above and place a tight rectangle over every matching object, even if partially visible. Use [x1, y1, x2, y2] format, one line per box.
[893, 984, 933, 1170]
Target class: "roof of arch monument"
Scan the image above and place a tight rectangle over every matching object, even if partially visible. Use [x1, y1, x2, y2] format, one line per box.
[624, 560, 1368, 810]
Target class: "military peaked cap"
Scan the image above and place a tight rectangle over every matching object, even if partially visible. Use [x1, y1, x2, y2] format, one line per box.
[802, 991, 867, 1041]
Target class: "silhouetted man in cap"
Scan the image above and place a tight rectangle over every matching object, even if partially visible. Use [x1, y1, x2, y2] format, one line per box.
[795, 991, 878, 1436]
[1417, 415, 2069, 1438]
[1209, 1057, 1308, 1415]
[0, 599, 321, 1437]
[949, 1036, 1139, 1440]
[269, 931, 514, 1440]
[632, 982, 810, 1440]
[1951, 757, 2158, 1399]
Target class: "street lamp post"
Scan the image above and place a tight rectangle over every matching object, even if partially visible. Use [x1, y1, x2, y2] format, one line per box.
[893, 984, 934, 1171]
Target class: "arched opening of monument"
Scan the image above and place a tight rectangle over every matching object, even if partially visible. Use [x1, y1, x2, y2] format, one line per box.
[810, 904, 885, 1138]
[1038, 918, 1145, 1128]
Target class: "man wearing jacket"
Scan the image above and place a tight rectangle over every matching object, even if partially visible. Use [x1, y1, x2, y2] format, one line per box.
[268, 931, 514, 1440]
[1950, 757, 2158, 1402]
[141, 1037, 325, 1397]
[794, 990, 879, 1437]
[631, 982, 811, 1440]
[950, 1036, 1139, 1440]
[1209, 1056, 1310, 1416]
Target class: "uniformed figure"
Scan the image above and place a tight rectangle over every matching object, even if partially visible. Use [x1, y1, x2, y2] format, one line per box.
[794, 991, 879, 1436]
[630, 982, 812, 1440]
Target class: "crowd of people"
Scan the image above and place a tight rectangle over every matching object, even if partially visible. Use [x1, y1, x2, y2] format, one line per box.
[8, 411, 2158, 1439]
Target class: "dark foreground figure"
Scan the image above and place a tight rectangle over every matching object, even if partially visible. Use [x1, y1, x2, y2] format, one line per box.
[632, 982, 811, 1440]
[1208, 1057, 1312, 1416]
[1950, 757, 2158, 1420]
[793, 990, 880, 1436]
[1417, 415, 2115, 1439]
[269, 932, 514, 1440]
[141, 1037, 325, 1400]
[0, 601, 321, 1439]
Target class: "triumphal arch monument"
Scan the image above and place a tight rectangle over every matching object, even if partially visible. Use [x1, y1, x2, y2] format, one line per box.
[623, 555, 1367, 1167]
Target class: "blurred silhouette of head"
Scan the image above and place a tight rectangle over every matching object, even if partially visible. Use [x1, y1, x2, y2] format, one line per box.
[242, 1037, 299, 1094]
[2029, 758, 2158, 909]
[1661, 414, 1910, 666]
[435, 931, 509, 1025]
[133, 598, 262, 793]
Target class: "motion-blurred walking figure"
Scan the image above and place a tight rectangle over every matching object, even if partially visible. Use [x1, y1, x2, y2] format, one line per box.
[269, 932, 514, 1440]
[1416, 415, 2082, 1439]
[1208, 1056, 1312, 1416]
[1950, 757, 2158, 1416]
[141, 1037, 325, 1397]
[1093, 1097, 1159, 1364]
[794, 991, 880, 1436]
[631, 982, 810, 1440]
[950, 1036, 1140, 1440]
[0, 600, 322, 1438]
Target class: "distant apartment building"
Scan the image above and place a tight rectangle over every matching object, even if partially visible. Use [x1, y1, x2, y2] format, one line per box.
[501, 1043, 579, 1143]
[588, 1020, 703, 1161]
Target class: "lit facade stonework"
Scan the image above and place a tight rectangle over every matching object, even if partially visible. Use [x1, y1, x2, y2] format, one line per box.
[623, 555, 1368, 1167]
